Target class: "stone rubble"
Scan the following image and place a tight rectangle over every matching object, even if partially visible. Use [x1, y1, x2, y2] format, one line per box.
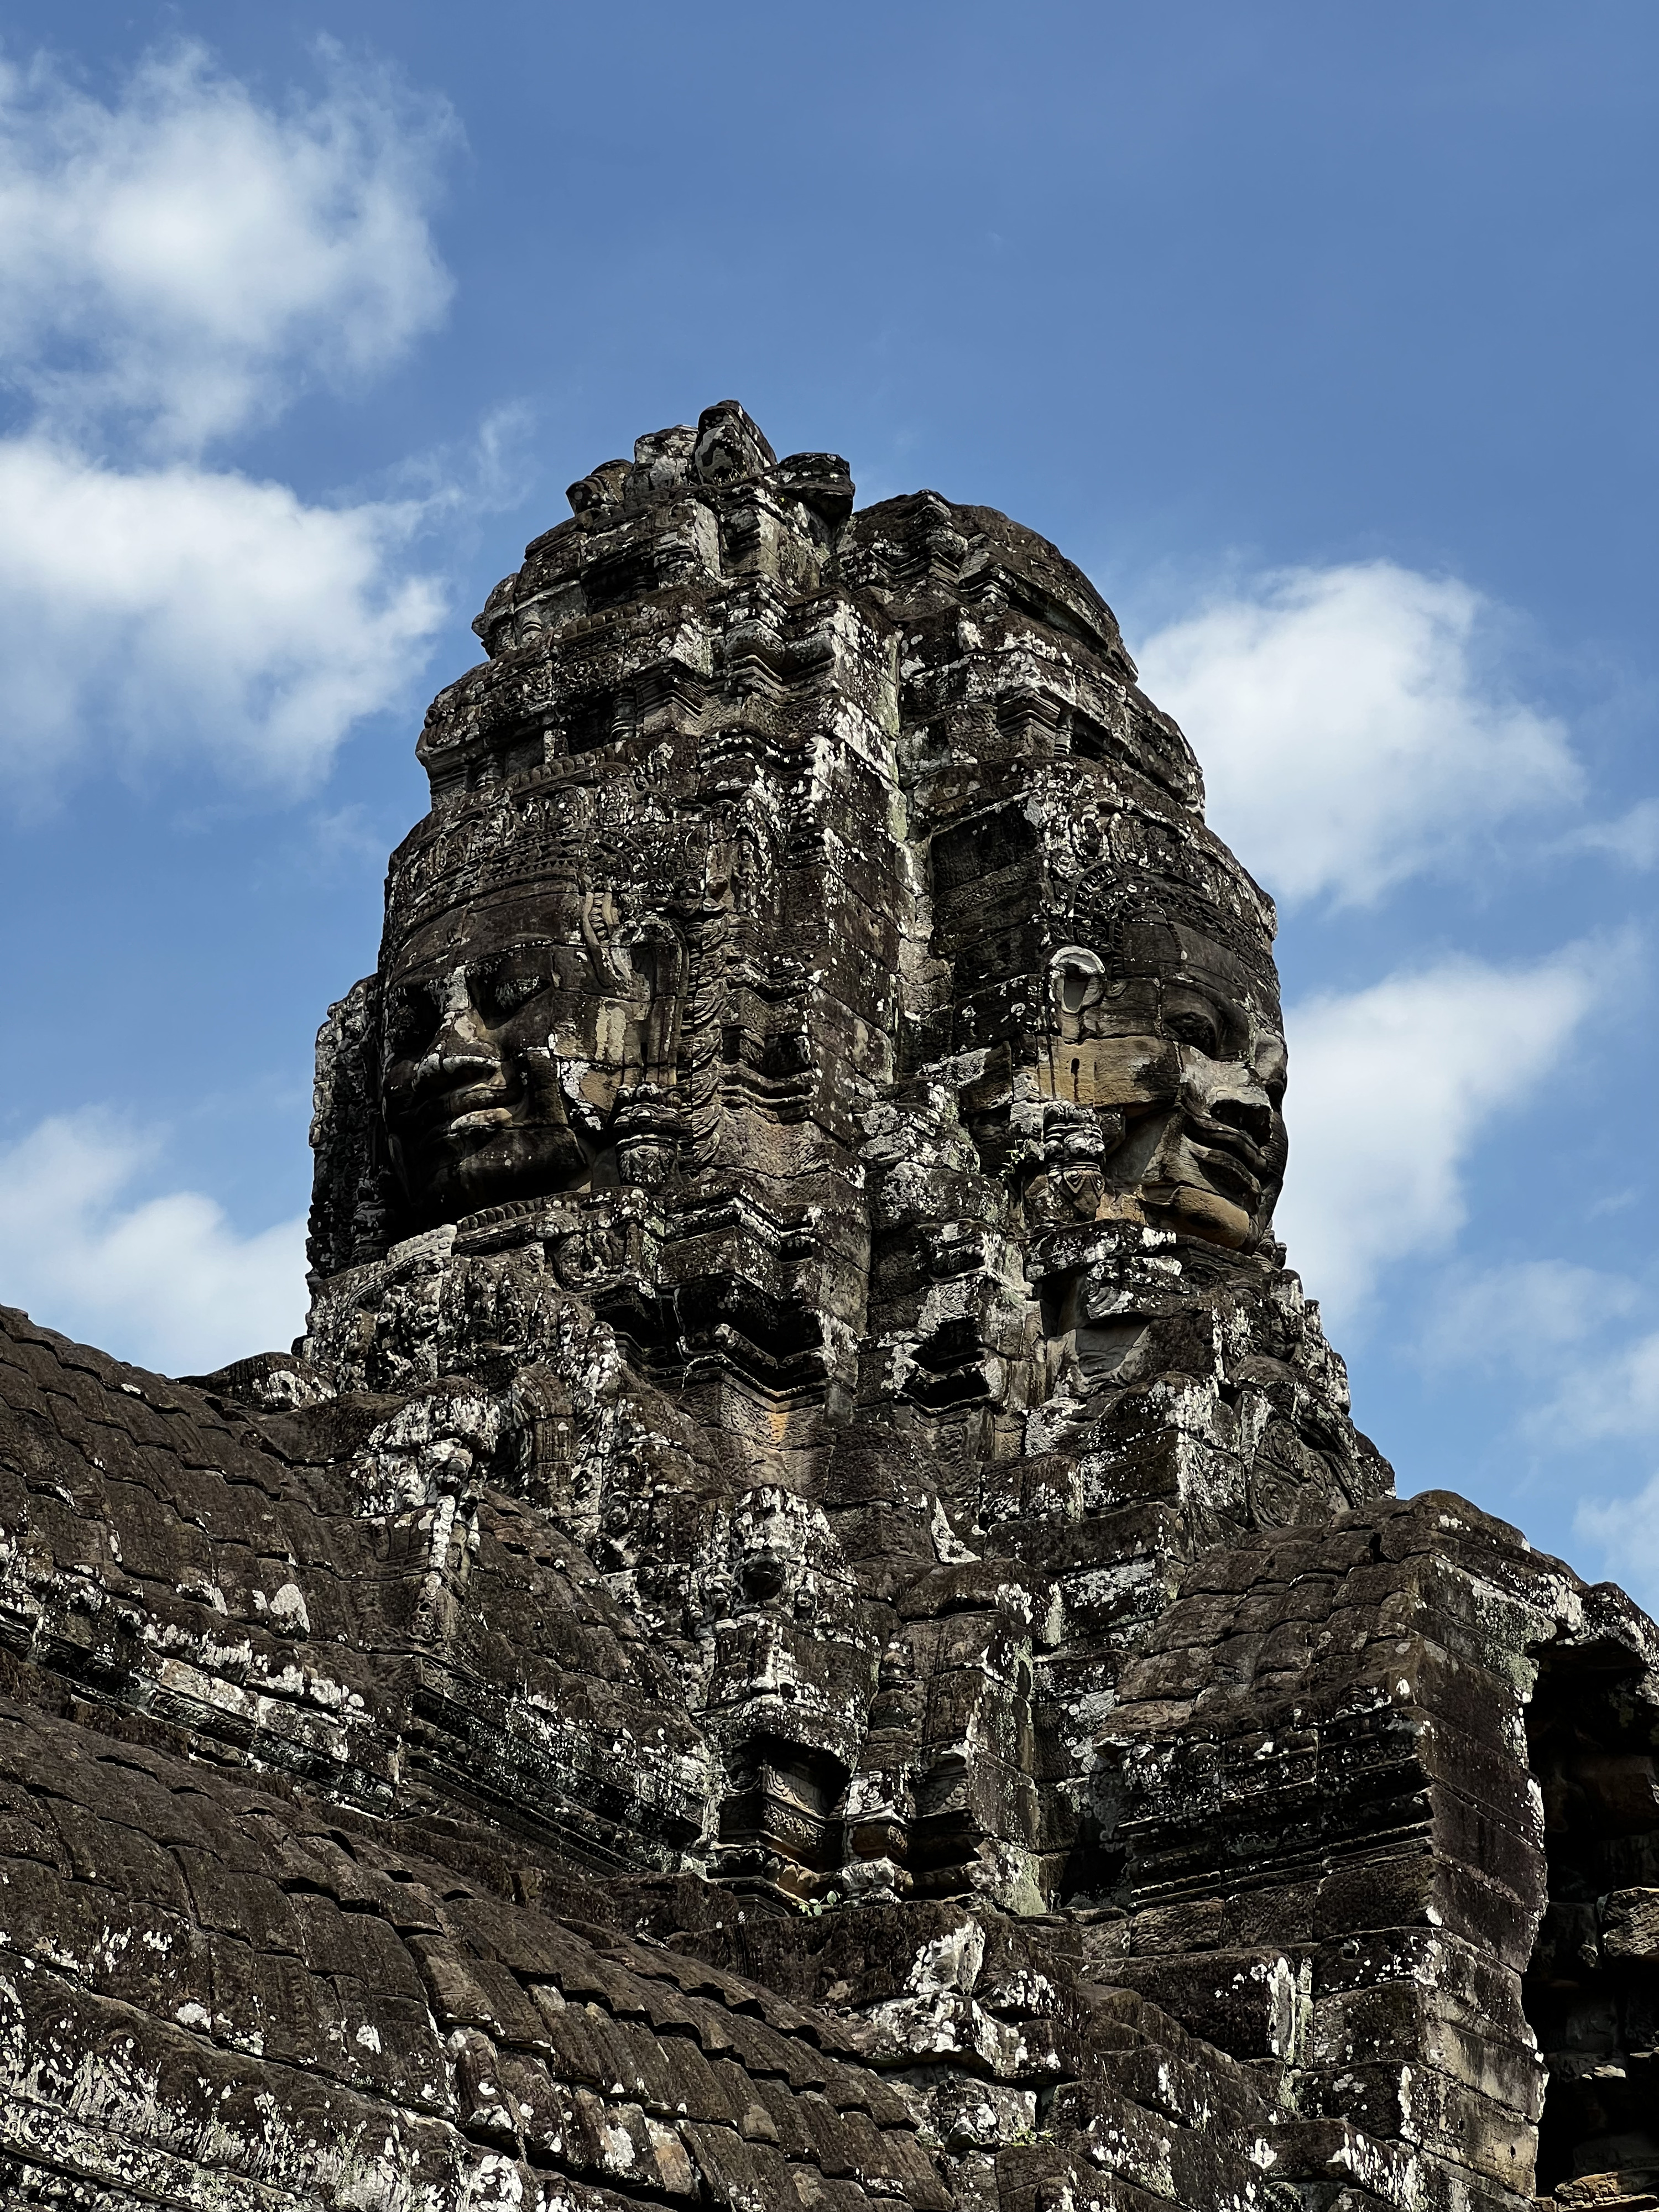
[0, 401, 1654, 2209]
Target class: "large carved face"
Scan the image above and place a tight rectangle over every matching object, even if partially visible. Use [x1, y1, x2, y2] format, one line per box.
[1037, 909, 1288, 1250]
[379, 885, 660, 1224]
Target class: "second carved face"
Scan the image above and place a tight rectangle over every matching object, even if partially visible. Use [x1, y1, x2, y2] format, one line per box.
[1035, 912, 1288, 1250]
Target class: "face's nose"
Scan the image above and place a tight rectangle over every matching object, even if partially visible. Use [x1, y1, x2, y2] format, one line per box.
[1209, 1088, 1275, 1148]
[416, 971, 502, 1092]
[1186, 1053, 1279, 1152]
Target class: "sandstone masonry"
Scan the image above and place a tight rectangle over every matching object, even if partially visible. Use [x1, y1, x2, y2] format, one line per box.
[0, 403, 1652, 2211]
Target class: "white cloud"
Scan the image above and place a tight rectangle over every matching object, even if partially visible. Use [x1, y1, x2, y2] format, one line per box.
[1136, 562, 1579, 906]
[1420, 1258, 1641, 1374]
[1543, 1328, 1659, 1447]
[0, 41, 454, 452]
[1576, 1473, 1659, 1613]
[0, 1113, 306, 1377]
[1572, 797, 1659, 870]
[0, 42, 458, 801]
[1416, 1253, 1659, 1445]
[0, 437, 444, 796]
[1276, 947, 1602, 1329]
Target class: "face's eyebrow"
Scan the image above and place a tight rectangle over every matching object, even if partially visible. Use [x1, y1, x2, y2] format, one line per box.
[1162, 978, 1234, 1016]
[473, 938, 557, 962]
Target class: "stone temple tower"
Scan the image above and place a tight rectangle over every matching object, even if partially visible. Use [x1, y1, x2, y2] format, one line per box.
[0, 403, 1653, 2211]
[300, 397, 1390, 1918]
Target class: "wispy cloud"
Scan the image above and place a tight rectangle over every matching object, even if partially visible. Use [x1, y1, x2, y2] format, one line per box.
[1411, 1256, 1659, 1451]
[1136, 561, 1579, 906]
[1569, 797, 1659, 870]
[1418, 1258, 1643, 1375]
[1577, 1474, 1659, 1613]
[0, 40, 455, 452]
[1276, 946, 1605, 1329]
[1406, 1258, 1659, 1606]
[0, 1113, 306, 1375]
[0, 39, 460, 804]
[1545, 1327, 1659, 1447]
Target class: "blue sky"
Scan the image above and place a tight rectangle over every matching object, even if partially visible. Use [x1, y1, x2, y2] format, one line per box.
[1, 3, 1656, 1600]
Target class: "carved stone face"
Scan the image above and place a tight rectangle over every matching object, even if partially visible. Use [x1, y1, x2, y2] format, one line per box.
[379, 886, 656, 1224]
[1037, 912, 1288, 1249]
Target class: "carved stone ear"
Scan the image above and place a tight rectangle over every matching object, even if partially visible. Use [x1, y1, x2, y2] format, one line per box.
[1048, 943, 1107, 1016]
[307, 973, 393, 1275]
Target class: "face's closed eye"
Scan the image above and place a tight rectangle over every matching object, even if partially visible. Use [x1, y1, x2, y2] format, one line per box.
[1165, 1006, 1219, 1056]
[1162, 990, 1237, 1061]
[385, 983, 440, 1064]
[476, 961, 554, 1022]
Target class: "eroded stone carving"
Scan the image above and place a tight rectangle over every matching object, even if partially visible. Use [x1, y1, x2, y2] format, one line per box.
[381, 879, 681, 1218]
[0, 401, 1652, 2210]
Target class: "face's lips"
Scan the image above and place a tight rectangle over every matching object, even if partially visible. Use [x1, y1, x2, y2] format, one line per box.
[392, 1069, 520, 1150]
[445, 1105, 518, 1138]
[1186, 1144, 1261, 1206]
[1181, 1111, 1271, 1204]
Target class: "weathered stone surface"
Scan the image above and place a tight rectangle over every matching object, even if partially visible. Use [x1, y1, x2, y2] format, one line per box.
[0, 402, 1655, 2208]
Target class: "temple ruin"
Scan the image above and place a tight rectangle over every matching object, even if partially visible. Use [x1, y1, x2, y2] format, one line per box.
[0, 401, 1653, 2210]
